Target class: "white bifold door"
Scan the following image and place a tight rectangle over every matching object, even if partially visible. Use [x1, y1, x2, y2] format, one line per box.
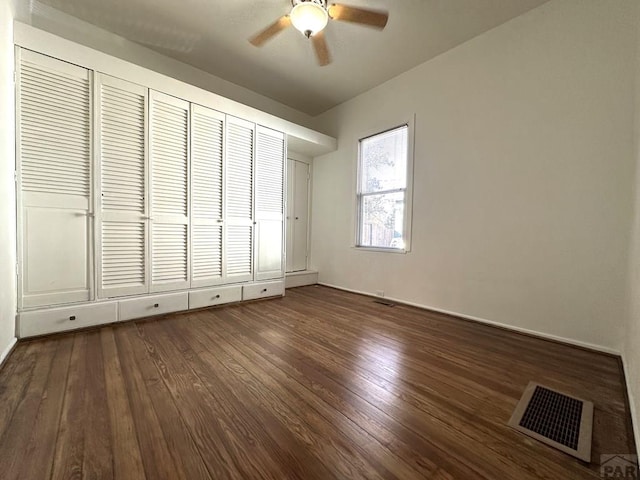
[96, 74, 149, 298]
[149, 91, 190, 293]
[17, 50, 93, 308]
[255, 126, 285, 281]
[190, 104, 225, 287]
[225, 116, 254, 283]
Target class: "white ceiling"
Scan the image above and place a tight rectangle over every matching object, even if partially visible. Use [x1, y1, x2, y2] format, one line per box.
[21, 0, 549, 116]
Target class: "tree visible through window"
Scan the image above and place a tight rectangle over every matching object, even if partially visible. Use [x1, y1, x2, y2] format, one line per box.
[357, 125, 409, 250]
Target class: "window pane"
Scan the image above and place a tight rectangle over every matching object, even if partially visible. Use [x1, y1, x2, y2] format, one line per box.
[360, 125, 408, 194]
[359, 191, 405, 249]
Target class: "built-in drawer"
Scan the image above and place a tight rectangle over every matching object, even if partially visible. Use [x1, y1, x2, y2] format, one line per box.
[189, 285, 242, 310]
[243, 280, 285, 301]
[19, 301, 118, 338]
[119, 292, 189, 321]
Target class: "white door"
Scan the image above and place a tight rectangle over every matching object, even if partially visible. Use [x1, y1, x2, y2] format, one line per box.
[224, 116, 254, 283]
[286, 159, 309, 272]
[255, 126, 285, 281]
[96, 74, 149, 298]
[286, 160, 295, 273]
[190, 104, 225, 288]
[17, 49, 93, 308]
[149, 91, 190, 293]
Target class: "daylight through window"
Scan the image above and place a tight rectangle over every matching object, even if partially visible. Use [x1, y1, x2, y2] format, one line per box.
[356, 125, 410, 250]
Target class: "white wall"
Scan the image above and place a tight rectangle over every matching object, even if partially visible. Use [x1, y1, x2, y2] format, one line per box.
[0, 0, 17, 362]
[624, 4, 640, 454]
[14, 2, 315, 129]
[312, 0, 638, 353]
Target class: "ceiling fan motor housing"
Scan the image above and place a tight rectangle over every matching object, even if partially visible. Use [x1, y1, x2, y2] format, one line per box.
[290, 0, 330, 37]
[291, 0, 327, 8]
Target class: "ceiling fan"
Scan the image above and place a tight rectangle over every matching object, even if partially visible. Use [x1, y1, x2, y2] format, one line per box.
[249, 0, 389, 66]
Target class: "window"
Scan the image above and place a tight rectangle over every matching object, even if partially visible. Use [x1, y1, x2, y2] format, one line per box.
[356, 124, 412, 251]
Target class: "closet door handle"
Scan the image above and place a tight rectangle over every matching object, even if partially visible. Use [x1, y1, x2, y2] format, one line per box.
[153, 303, 159, 308]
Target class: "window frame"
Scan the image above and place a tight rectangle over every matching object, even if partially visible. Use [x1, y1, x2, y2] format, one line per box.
[355, 119, 414, 253]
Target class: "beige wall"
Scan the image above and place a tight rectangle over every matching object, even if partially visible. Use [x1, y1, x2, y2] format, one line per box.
[0, 0, 16, 361]
[624, 2, 640, 454]
[312, 0, 637, 353]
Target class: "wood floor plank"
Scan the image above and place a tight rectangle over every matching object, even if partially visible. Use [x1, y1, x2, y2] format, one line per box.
[51, 334, 88, 480]
[205, 308, 482, 478]
[82, 331, 114, 480]
[0, 338, 60, 479]
[229, 292, 626, 478]
[168, 312, 364, 480]
[17, 335, 73, 480]
[219, 304, 523, 479]
[174, 312, 392, 478]
[288, 287, 635, 459]
[115, 323, 191, 480]
[0, 341, 46, 440]
[100, 329, 146, 480]
[135, 319, 285, 479]
[129, 321, 246, 479]
[0, 285, 635, 479]
[303, 287, 619, 381]
[153, 316, 320, 480]
[237, 298, 591, 478]
[172, 313, 390, 480]
[184, 310, 438, 479]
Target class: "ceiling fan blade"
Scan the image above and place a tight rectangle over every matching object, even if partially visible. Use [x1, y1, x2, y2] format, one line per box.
[327, 4, 388, 29]
[311, 31, 331, 66]
[249, 15, 291, 47]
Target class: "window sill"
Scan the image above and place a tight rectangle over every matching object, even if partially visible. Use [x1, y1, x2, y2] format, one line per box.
[352, 246, 409, 254]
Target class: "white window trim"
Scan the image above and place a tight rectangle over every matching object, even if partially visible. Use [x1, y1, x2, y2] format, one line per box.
[354, 116, 415, 253]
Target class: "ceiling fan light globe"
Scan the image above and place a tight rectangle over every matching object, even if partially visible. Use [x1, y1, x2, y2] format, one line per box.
[290, 2, 329, 37]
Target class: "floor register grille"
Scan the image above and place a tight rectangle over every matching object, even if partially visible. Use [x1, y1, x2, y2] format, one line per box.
[508, 382, 593, 462]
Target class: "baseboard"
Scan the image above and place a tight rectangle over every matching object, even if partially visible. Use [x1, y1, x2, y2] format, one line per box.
[0, 337, 17, 369]
[318, 282, 621, 357]
[621, 355, 640, 458]
[285, 270, 318, 289]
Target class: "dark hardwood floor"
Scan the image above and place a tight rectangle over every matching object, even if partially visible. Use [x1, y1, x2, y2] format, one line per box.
[0, 285, 635, 479]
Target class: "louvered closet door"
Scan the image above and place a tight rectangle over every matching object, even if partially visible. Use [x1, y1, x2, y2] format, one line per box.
[191, 105, 225, 287]
[149, 91, 190, 292]
[255, 126, 285, 281]
[96, 74, 149, 298]
[17, 49, 93, 308]
[224, 116, 254, 283]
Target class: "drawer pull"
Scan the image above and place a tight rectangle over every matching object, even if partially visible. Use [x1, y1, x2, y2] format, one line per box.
[69, 315, 76, 321]
[261, 288, 268, 293]
[154, 303, 159, 308]
[213, 294, 221, 299]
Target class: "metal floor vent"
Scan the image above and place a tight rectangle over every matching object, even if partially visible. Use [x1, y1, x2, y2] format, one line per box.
[508, 382, 593, 462]
[373, 299, 395, 307]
